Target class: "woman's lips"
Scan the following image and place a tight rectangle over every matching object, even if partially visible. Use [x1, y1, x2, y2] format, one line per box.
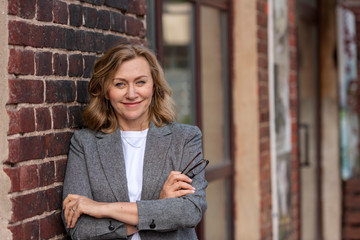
[123, 101, 141, 108]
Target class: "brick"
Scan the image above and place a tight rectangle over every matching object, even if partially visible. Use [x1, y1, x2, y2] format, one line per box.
[19, 0, 36, 19]
[9, 22, 46, 47]
[128, 0, 146, 16]
[55, 158, 67, 182]
[37, 0, 53, 22]
[257, 12, 267, 27]
[8, 48, 34, 75]
[110, 11, 125, 33]
[35, 51, 53, 76]
[8, 0, 19, 15]
[4, 164, 39, 193]
[69, 54, 83, 77]
[84, 7, 97, 28]
[97, 10, 110, 30]
[11, 187, 61, 222]
[7, 21, 23, 43]
[75, 30, 96, 52]
[31, 24, 46, 48]
[46, 186, 63, 211]
[68, 106, 84, 128]
[45, 132, 72, 157]
[8, 136, 46, 164]
[77, 81, 90, 103]
[73, 31, 104, 53]
[11, 191, 44, 221]
[105, 0, 128, 11]
[69, 4, 83, 27]
[83, 55, 96, 78]
[7, 107, 35, 135]
[94, 32, 106, 53]
[53, 0, 68, 24]
[40, 212, 66, 239]
[44, 25, 66, 49]
[52, 105, 68, 129]
[53, 53, 68, 76]
[36, 107, 52, 131]
[46, 80, 76, 103]
[9, 220, 39, 240]
[129, 37, 145, 45]
[65, 28, 76, 50]
[80, 0, 104, 5]
[38, 161, 55, 187]
[105, 34, 128, 52]
[125, 16, 145, 38]
[8, 79, 44, 104]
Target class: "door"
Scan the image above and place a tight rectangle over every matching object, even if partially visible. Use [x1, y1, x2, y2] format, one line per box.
[297, 2, 321, 240]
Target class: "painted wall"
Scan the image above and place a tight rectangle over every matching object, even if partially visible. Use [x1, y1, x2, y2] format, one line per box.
[233, 0, 300, 239]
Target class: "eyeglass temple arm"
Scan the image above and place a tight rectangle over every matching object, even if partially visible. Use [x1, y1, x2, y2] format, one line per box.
[183, 159, 209, 176]
[181, 152, 201, 174]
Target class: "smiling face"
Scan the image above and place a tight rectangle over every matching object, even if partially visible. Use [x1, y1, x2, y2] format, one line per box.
[106, 56, 154, 131]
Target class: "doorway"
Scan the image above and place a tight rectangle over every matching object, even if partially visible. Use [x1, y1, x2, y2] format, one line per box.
[297, 2, 321, 240]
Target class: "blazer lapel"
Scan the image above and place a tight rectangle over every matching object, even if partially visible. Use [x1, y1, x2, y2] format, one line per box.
[141, 123, 172, 200]
[96, 129, 129, 202]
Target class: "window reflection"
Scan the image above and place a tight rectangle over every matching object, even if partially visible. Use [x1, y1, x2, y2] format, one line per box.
[200, 5, 231, 240]
[162, 1, 196, 124]
[201, 5, 229, 165]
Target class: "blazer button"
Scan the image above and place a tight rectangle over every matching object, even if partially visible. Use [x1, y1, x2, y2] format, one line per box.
[108, 221, 115, 231]
[149, 219, 156, 229]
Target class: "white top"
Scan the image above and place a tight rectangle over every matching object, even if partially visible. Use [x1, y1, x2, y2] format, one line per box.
[120, 129, 148, 240]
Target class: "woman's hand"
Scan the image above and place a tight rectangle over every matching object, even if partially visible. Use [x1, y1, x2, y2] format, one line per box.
[126, 224, 139, 236]
[63, 194, 106, 229]
[159, 171, 195, 199]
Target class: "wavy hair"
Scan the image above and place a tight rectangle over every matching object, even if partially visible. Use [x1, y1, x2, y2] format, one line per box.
[83, 44, 176, 133]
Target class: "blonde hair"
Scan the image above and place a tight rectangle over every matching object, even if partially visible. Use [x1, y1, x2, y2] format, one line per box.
[83, 44, 176, 133]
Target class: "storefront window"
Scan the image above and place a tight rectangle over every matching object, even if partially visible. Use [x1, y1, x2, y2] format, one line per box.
[146, 1, 233, 239]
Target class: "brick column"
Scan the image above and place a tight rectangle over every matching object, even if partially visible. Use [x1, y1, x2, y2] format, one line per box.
[4, 0, 146, 239]
[0, 0, 12, 238]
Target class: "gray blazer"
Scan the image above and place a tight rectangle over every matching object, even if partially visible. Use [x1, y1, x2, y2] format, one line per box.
[62, 122, 208, 240]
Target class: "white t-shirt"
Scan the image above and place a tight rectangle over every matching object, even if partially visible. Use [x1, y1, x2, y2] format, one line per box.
[120, 129, 148, 240]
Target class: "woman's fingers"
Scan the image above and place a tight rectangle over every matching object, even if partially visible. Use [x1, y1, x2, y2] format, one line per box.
[63, 194, 80, 208]
[63, 194, 84, 228]
[174, 189, 195, 198]
[166, 171, 192, 184]
[173, 181, 195, 191]
[65, 203, 79, 228]
[160, 171, 195, 199]
[69, 207, 81, 228]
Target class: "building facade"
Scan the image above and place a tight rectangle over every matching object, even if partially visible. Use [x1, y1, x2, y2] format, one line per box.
[0, 0, 356, 239]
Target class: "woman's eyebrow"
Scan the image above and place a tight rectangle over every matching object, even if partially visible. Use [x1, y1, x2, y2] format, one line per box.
[112, 75, 149, 81]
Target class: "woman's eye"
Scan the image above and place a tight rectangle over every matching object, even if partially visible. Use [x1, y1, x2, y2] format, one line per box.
[115, 82, 125, 87]
[136, 80, 146, 85]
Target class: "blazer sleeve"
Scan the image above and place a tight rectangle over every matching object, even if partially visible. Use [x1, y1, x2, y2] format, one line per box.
[62, 130, 128, 240]
[136, 126, 208, 232]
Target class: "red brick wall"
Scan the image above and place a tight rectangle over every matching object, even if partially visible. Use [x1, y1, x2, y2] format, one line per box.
[257, 0, 300, 239]
[5, 0, 145, 239]
[342, 5, 360, 240]
[288, 0, 300, 239]
[257, 0, 272, 239]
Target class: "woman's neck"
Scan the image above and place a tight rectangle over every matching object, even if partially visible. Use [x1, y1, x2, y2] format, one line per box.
[119, 119, 150, 131]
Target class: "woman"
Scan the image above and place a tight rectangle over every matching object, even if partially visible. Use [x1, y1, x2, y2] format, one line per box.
[62, 44, 208, 240]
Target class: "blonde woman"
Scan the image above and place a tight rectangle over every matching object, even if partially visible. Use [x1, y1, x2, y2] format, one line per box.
[62, 44, 208, 240]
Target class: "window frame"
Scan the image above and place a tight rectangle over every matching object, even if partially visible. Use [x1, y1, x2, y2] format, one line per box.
[147, 1, 234, 239]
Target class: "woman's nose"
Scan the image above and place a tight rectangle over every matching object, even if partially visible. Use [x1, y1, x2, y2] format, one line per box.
[127, 85, 137, 99]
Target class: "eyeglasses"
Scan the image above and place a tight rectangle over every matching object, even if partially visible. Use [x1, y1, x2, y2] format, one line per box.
[181, 152, 209, 179]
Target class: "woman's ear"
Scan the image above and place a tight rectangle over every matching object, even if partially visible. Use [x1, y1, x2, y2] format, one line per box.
[104, 91, 109, 100]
